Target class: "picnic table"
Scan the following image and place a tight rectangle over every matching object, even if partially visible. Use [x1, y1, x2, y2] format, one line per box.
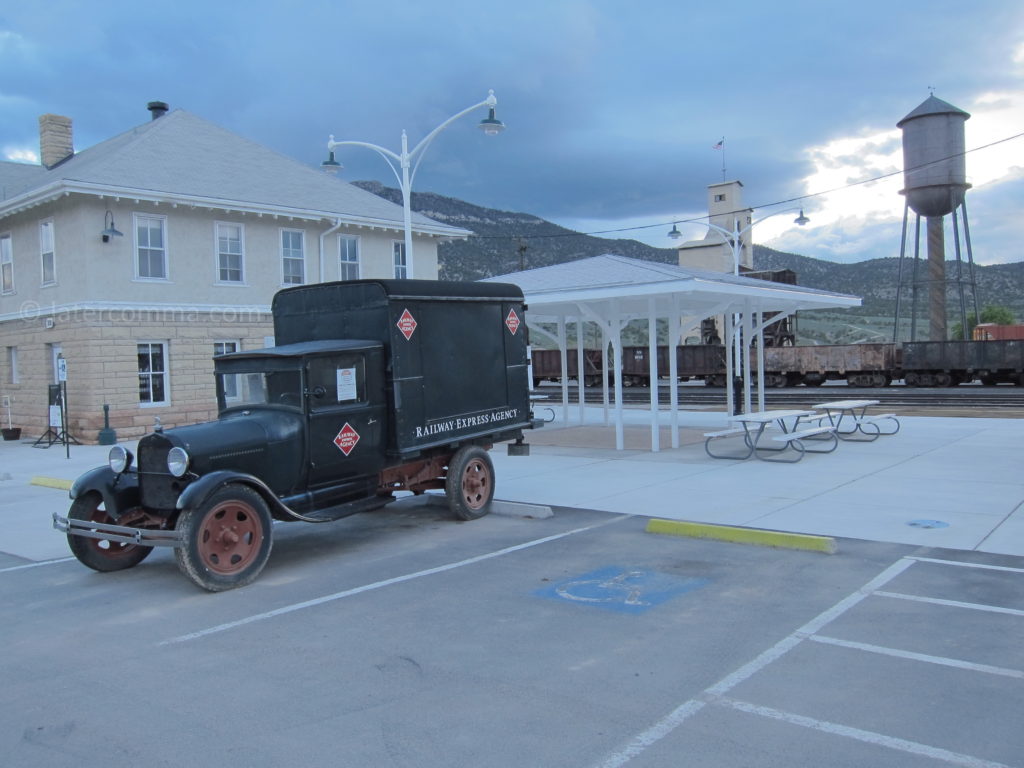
[811, 399, 900, 441]
[705, 409, 838, 463]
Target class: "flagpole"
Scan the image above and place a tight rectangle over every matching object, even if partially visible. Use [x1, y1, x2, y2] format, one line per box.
[713, 137, 726, 181]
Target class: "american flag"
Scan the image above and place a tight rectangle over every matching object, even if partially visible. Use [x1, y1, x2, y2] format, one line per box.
[712, 139, 724, 150]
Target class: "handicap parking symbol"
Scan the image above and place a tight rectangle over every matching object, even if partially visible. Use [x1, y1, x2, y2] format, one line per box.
[535, 565, 709, 614]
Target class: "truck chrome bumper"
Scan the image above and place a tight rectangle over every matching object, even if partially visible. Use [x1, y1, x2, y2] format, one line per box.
[53, 513, 183, 547]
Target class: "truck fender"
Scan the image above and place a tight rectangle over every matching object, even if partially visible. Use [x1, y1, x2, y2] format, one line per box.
[69, 467, 141, 521]
[175, 470, 286, 516]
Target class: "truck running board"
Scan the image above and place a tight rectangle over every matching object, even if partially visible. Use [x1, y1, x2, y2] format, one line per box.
[279, 494, 395, 523]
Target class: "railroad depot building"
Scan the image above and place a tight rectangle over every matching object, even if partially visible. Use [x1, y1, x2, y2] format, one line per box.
[0, 103, 469, 442]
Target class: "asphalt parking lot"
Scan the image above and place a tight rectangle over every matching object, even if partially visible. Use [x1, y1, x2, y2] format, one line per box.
[3, 498, 1022, 768]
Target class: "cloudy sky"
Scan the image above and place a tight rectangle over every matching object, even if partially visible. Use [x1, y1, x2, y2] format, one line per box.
[1, 0, 1022, 264]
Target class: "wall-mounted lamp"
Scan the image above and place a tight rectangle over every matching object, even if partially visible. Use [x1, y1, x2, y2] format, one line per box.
[100, 210, 124, 243]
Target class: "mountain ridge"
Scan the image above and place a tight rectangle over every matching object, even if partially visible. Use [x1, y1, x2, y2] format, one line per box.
[353, 181, 1023, 329]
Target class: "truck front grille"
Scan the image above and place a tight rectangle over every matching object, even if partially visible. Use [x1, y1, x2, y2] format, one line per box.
[137, 434, 183, 510]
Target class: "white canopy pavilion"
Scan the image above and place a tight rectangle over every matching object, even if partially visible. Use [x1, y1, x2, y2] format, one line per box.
[485, 254, 861, 451]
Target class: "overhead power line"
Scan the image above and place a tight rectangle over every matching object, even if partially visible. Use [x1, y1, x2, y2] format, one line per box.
[471, 130, 1024, 242]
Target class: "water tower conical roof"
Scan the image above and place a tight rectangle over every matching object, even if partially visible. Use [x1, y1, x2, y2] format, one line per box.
[897, 95, 971, 127]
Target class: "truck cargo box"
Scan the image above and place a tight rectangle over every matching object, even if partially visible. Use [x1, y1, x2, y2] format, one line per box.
[272, 280, 532, 457]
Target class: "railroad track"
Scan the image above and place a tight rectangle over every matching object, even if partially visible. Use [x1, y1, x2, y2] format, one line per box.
[540, 385, 1024, 414]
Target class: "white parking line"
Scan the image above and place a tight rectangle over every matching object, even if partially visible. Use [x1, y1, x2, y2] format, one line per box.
[909, 557, 1024, 574]
[718, 697, 1014, 768]
[0, 557, 75, 573]
[594, 554, 1020, 768]
[875, 590, 1024, 617]
[159, 515, 631, 646]
[593, 557, 917, 768]
[810, 634, 1024, 680]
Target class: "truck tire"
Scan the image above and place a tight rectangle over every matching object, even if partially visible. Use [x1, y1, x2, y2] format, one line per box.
[446, 446, 495, 521]
[174, 484, 273, 592]
[67, 493, 153, 572]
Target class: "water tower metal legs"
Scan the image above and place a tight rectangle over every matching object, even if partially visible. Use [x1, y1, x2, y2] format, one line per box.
[893, 200, 979, 342]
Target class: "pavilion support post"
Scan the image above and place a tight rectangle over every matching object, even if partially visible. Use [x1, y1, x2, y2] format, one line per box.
[755, 310, 766, 412]
[668, 305, 682, 449]
[576, 318, 586, 425]
[601, 325, 611, 424]
[611, 301, 625, 451]
[557, 317, 569, 423]
[648, 298, 659, 452]
[724, 312, 735, 416]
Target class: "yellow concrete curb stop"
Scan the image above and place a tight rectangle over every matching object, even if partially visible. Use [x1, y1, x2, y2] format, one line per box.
[645, 518, 837, 554]
[30, 476, 73, 491]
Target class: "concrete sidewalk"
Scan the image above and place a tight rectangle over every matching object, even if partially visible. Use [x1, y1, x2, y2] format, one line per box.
[1, 407, 1021, 563]
[491, 407, 1024, 556]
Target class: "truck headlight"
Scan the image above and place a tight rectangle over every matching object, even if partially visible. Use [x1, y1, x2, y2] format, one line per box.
[167, 447, 190, 477]
[109, 446, 133, 474]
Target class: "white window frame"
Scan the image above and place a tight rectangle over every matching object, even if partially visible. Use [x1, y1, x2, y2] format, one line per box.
[214, 340, 241, 400]
[138, 341, 170, 407]
[339, 235, 360, 281]
[1, 233, 13, 294]
[40, 219, 56, 286]
[134, 213, 169, 281]
[6, 346, 18, 384]
[215, 221, 245, 284]
[392, 240, 407, 280]
[281, 228, 305, 286]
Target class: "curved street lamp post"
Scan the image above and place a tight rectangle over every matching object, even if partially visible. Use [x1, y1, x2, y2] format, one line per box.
[323, 90, 504, 278]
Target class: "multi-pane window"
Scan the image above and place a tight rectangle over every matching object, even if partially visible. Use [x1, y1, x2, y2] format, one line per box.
[392, 240, 407, 279]
[217, 223, 244, 283]
[214, 341, 240, 398]
[1, 234, 12, 294]
[339, 235, 359, 281]
[40, 220, 55, 285]
[138, 342, 168, 405]
[135, 214, 167, 279]
[282, 229, 305, 285]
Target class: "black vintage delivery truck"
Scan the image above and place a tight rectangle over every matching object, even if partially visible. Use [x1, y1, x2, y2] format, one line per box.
[54, 280, 537, 591]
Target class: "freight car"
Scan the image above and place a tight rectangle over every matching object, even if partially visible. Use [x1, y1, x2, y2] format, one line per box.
[531, 339, 1024, 389]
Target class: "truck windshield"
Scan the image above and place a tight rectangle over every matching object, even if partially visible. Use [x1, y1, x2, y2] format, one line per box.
[218, 370, 302, 410]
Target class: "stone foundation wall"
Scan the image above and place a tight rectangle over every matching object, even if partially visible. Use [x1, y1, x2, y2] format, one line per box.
[0, 309, 273, 443]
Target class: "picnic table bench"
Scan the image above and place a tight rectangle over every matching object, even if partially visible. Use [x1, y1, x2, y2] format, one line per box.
[705, 409, 838, 463]
[811, 399, 900, 441]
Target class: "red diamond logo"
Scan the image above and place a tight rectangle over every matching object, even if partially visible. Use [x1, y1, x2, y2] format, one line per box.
[397, 308, 417, 340]
[505, 308, 521, 335]
[333, 423, 360, 456]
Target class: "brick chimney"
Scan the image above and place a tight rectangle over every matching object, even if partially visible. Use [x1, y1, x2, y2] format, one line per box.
[39, 114, 74, 168]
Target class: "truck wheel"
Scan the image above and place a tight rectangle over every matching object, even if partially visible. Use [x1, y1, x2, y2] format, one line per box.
[446, 446, 495, 521]
[174, 485, 273, 592]
[67, 493, 153, 572]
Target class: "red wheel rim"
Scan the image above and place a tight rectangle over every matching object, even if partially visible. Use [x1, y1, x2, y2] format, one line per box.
[197, 501, 263, 575]
[81, 501, 144, 559]
[460, 459, 491, 510]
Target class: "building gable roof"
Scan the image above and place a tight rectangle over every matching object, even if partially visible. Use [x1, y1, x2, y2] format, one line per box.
[0, 109, 470, 238]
